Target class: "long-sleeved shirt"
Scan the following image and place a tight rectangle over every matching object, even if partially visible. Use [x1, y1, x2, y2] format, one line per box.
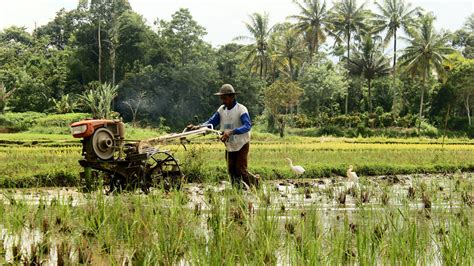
[203, 100, 251, 135]
[203, 100, 251, 152]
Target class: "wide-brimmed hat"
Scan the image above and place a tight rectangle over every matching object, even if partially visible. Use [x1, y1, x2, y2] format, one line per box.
[213, 84, 240, 96]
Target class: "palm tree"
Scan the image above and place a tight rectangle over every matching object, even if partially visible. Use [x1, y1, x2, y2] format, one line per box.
[399, 13, 453, 128]
[235, 13, 273, 79]
[271, 23, 306, 80]
[330, 0, 370, 115]
[374, 0, 421, 69]
[347, 35, 392, 112]
[288, 0, 333, 61]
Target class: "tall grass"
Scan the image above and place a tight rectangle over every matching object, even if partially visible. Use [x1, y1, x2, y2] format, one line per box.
[1, 176, 472, 264]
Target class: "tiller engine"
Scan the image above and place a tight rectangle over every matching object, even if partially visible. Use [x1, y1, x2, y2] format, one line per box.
[70, 119, 219, 192]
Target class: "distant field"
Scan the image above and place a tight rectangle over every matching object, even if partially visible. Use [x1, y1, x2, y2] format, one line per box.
[0, 126, 165, 144]
[0, 132, 473, 187]
[1, 131, 474, 144]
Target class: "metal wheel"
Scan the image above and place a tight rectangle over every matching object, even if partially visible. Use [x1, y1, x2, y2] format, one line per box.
[146, 151, 184, 191]
[92, 127, 116, 160]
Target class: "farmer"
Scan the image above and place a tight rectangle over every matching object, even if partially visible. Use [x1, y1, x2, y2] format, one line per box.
[190, 84, 254, 188]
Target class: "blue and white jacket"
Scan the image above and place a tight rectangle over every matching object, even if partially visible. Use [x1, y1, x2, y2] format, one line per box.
[204, 100, 251, 152]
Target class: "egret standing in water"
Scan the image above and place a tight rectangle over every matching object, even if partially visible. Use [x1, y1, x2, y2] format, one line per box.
[286, 158, 305, 176]
[347, 165, 358, 179]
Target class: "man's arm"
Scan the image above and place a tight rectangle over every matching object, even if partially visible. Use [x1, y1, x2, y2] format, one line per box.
[232, 113, 251, 135]
[202, 112, 220, 129]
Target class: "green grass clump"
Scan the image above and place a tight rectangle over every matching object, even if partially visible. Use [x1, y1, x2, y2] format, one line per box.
[0, 112, 47, 132]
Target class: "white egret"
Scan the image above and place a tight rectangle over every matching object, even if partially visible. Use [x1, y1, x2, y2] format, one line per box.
[347, 165, 358, 179]
[285, 158, 305, 176]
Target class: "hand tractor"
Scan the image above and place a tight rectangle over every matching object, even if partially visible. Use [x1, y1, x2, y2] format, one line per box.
[70, 119, 219, 192]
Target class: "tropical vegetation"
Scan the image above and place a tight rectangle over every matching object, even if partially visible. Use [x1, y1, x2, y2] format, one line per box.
[0, 0, 471, 138]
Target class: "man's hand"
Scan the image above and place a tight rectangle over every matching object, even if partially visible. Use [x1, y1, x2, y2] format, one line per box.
[186, 124, 201, 131]
[221, 130, 233, 142]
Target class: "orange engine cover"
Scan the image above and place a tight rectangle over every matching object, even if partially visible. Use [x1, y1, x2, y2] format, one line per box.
[70, 119, 117, 138]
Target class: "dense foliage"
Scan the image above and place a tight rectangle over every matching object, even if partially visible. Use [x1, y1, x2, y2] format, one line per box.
[0, 0, 472, 136]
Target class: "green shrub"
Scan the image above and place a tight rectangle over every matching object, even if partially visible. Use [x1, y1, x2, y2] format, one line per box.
[419, 121, 439, 138]
[51, 94, 79, 114]
[467, 125, 474, 139]
[344, 128, 358, 138]
[448, 116, 470, 131]
[0, 112, 91, 133]
[28, 126, 72, 135]
[317, 125, 344, 137]
[0, 112, 46, 131]
[293, 114, 313, 128]
[356, 124, 372, 137]
[379, 112, 395, 128]
[398, 114, 416, 128]
[330, 114, 362, 127]
[374, 106, 384, 116]
[36, 113, 91, 128]
[80, 83, 118, 119]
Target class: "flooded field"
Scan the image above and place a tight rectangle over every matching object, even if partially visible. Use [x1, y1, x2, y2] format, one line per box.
[1, 172, 473, 264]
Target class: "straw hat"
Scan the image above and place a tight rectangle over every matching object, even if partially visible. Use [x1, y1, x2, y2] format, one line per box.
[213, 84, 240, 96]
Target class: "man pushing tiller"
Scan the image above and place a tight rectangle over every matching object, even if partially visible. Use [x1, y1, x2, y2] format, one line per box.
[188, 84, 258, 188]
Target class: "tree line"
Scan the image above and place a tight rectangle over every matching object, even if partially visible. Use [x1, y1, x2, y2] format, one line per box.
[0, 0, 472, 136]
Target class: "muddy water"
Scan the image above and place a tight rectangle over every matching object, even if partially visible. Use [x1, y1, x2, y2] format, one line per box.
[184, 172, 471, 212]
[0, 173, 472, 264]
[1, 226, 64, 265]
[0, 172, 471, 210]
[0, 187, 83, 206]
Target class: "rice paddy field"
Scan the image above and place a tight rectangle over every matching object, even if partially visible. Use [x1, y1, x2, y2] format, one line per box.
[0, 131, 473, 264]
[1, 132, 473, 186]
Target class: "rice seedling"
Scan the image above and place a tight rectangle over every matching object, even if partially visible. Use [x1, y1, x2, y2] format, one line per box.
[0, 177, 472, 264]
[422, 193, 432, 209]
[337, 191, 347, 205]
[381, 189, 390, 205]
[407, 186, 416, 200]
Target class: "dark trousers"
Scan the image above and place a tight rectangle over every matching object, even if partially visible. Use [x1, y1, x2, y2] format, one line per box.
[225, 143, 250, 187]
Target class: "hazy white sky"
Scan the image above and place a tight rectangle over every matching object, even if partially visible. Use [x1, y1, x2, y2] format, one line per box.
[0, 0, 472, 46]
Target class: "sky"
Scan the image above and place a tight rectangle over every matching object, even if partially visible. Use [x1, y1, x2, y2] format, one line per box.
[0, 0, 472, 47]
